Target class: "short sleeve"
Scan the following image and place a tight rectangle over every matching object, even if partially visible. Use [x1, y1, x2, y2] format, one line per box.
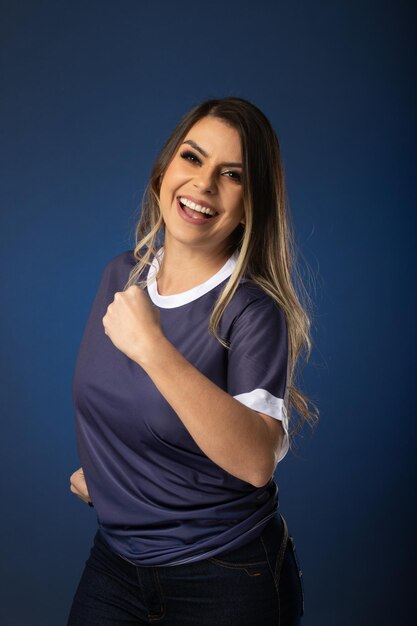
[227, 294, 290, 463]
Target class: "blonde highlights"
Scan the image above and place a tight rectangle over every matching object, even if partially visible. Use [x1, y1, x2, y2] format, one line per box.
[125, 97, 319, 443]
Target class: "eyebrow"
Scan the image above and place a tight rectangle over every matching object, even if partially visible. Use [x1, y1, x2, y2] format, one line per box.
[182, 140, 243, 167]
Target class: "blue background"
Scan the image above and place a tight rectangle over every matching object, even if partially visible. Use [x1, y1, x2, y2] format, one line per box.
[1, 1, 415, 624]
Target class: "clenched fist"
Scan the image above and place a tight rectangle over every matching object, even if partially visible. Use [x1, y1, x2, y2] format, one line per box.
[102, 286, 163, 364]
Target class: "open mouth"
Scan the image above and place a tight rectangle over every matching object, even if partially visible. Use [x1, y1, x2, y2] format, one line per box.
[177, 197, 218, 220]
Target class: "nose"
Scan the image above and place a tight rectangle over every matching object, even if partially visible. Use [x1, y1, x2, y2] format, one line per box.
[193, 166, 217, 194]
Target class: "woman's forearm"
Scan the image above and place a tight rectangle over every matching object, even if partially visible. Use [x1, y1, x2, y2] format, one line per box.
[134, 335, 283, 488]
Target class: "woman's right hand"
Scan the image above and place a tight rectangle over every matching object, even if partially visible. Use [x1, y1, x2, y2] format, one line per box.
[70, 467, 93, 507]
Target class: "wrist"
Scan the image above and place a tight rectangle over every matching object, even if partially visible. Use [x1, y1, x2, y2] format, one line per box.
[132, 331, 170, 369]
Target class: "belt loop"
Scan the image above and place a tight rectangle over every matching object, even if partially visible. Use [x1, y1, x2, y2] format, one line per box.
[274, 513, 289, 590]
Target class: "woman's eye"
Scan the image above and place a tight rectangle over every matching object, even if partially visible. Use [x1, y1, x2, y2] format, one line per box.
[223, 170, 242, 183]
[179, 151, 242, 183]
[180, 150, 201, 165]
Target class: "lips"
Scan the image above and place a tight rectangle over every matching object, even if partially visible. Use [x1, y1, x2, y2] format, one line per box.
[176, 198, 217, 225]
[178, 195, 218, 216]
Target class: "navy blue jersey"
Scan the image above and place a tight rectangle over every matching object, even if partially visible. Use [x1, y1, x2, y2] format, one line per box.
[73, 248, 290, 566]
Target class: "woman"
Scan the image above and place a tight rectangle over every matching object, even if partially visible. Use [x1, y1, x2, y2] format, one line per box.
[67, 97, 318, 625]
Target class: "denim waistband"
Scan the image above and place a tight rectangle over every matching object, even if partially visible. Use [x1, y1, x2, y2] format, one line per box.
[93, 508, 286, 575]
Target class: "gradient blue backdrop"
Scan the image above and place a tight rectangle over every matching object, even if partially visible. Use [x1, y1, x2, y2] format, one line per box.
[1, 1, 415, 624]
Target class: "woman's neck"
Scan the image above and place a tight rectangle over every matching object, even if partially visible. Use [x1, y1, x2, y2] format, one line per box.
[156, 243, 232, 296]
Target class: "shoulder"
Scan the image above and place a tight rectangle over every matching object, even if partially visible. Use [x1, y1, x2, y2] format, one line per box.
[100, 249, 137, 282]
[103, 249, 136, 273]
[230, 280, 286, 322]
[219, 279, 287, 339]
[92, 250, 138, 295]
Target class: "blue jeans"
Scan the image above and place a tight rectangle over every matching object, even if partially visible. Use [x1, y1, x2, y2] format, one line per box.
[67, 511, 304, 625]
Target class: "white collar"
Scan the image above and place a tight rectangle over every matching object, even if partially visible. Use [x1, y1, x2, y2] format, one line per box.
[146, 247, 238, 309]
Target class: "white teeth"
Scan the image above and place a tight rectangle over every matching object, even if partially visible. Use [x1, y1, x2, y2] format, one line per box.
[179, 197, 216, 216]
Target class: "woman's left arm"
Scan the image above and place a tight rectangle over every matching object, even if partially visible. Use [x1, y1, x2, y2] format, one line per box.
[103, 286, 285, 488]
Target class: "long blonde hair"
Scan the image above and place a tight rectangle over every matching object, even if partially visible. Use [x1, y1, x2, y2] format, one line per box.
[125, 97, 319, 443]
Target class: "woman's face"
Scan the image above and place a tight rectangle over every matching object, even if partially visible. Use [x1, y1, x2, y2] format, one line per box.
[159, 116, 245, 257]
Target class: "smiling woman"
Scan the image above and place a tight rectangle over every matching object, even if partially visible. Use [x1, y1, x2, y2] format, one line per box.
[158, 116, 245, 265]
[67, 97, 318, 625]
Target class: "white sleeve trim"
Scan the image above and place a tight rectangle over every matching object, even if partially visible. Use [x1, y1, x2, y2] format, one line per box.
[233, 388, 290, 463]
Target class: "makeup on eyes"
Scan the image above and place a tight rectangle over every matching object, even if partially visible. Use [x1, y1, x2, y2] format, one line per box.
[179, 150, 242, 183]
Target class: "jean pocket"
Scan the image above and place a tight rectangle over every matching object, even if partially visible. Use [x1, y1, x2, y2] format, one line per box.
[207, 538, 269, 577]
[288, 535, 305, 616]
